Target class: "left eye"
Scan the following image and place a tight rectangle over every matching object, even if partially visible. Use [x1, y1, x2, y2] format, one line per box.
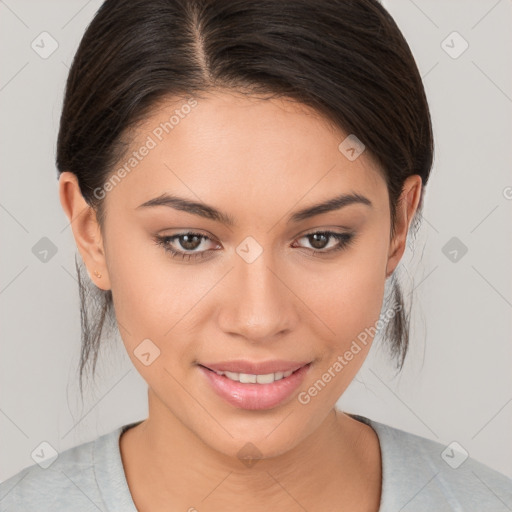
[293, 231, 355, 253]
[154, 230, 355, 262]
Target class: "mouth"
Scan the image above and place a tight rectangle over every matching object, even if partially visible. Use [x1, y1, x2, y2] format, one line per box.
[199, 364, 307, 384]
[198, 362, 312, 410]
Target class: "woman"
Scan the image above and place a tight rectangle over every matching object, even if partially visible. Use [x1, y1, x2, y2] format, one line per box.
[1, 0, 511, 510]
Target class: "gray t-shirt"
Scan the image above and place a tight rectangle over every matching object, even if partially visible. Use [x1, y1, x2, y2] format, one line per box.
[1, 414, 511, 511]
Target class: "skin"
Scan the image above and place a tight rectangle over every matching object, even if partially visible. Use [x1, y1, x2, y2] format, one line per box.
[59, 90, 422, 511]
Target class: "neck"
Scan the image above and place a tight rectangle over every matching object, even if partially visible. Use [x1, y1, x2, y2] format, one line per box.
[119, 390, 381, 511]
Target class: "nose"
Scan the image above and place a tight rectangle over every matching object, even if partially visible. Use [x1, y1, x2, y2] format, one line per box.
[217, 249, 298, 343]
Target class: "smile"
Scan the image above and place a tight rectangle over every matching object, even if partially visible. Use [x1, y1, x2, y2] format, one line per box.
[198, 362, 312, 410]
[210, 369, 295, 384]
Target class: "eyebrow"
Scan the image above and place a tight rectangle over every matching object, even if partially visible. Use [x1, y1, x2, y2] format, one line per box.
[136, 192, 373, 226]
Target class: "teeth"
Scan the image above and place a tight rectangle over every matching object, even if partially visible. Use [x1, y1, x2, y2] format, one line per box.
[214, 369, 295, 383]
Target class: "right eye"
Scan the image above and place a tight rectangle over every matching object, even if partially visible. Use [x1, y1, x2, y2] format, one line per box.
[154, 232, 220, 261]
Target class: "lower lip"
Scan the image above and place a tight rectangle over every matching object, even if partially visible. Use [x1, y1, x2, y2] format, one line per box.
[199, 363, 311, 410]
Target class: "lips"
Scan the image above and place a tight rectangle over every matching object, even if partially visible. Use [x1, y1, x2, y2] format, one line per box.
[198, 361, 312, 410]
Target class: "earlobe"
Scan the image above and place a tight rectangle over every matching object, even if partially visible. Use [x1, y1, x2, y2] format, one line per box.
[58, 172, 111, 290]
[385, 175, 423, 278]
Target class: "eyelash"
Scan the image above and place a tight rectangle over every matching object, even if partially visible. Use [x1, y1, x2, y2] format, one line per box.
[154, 230, 355, 262]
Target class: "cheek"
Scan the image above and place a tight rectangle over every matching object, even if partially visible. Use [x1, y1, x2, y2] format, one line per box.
[297, 243, 388, 402]
[304, 234, 388, 348]
[104, 226, 175, 341]
[105, 228, 214, 365]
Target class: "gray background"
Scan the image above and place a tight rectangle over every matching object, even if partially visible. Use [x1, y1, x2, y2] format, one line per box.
[1, 0, 511, 482]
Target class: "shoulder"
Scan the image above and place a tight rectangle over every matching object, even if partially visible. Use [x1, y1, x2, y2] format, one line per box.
[350, 414, 512, 512]
[0, 434, 100, 512]
[0, 422, 139, 512]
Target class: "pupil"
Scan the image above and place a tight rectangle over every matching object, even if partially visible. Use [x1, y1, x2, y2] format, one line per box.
[310, 233, 327, 249]
[181, 235, 201, 250]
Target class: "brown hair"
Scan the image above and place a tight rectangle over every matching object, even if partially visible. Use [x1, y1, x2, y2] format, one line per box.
[56, 0, 434, 394]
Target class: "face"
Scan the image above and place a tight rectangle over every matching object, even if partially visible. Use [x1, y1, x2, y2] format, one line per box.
[63, 90, 419, 459]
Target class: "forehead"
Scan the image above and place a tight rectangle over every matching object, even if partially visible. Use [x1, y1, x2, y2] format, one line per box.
[105, 90, 387, 215]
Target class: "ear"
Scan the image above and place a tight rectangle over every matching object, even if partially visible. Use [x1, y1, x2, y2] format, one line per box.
[59, 171, 111, 290]
[385, 174, 423, 278]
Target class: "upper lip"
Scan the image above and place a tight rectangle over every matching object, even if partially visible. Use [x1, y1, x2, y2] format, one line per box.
[200, 360, 311, 375]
